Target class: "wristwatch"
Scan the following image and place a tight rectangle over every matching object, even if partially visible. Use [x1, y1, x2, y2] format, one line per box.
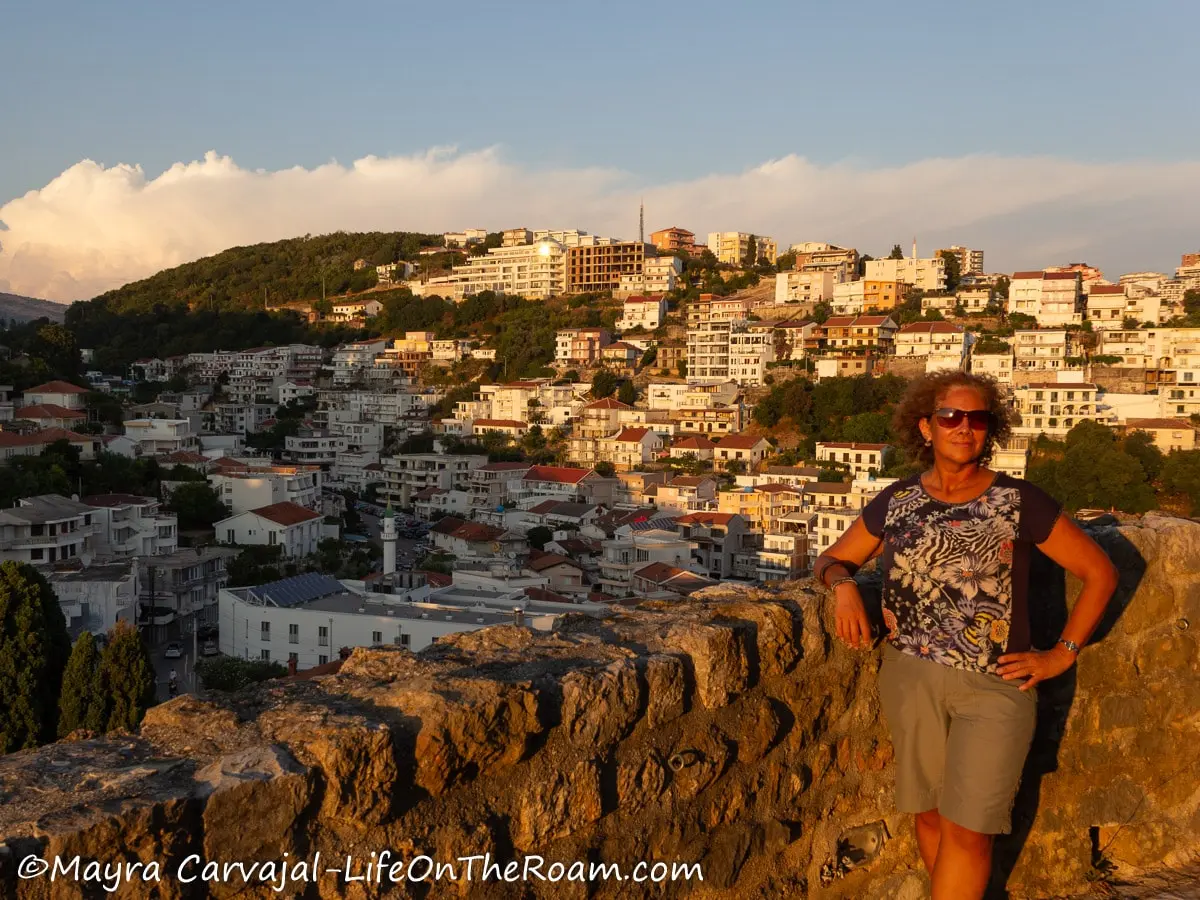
[1056, 638, 1081, 654]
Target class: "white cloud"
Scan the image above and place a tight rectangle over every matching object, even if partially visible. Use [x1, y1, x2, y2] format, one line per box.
[1, 148, 1199, 303]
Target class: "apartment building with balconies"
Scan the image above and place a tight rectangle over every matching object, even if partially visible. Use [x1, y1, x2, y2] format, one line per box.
[1009, 271, 1083, 327]
[820, 315, 898, 355]
[1013, 329, 1076, 372]
[706, 232, 777, 266]
[83, 494, 178, 558]
[1012, 382, 1105, 439]
[555, 328, 612, 365]
[615, 295, 668, 331]
[141, 546, 239, 628]
[283, 428, 348, 466]
[566, 241, 653, 294]
[776, 270, 835, 305]
[815, 442, 891, 477]
[674, 512, 746, 579]
[597, 525, 696, 596]
[865, 256, 947, 292]
[381, 453, 488, 507]
[650, 226, 696, 255]
[207, 461, 322, 515]
[616, 257, 683, 298]
[0, 495, 96, 567]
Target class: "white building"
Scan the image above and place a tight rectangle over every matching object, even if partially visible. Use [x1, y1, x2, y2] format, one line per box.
[1013, 329, 1076, 372]
[971, 350, 1015, 385]
[284, 429, 348, 466]
[615, 295, 668, 331]
[381, 452, 488, 507]
[616, 256, 683, 297]
[47, 559, 139, 639]
[208, 462, 322, 515]
[0, 495, 96, 567]
[894, 322, 971, 362]
[419, 239, 569, 301]
[375, 261, 414, 285]
[646, 381, 739, 411]
[1085, 284, 1128, 329]
[1009, 271, 1083, 327]
[706, 232, 777, 266]
[1012, 382, 1106, 439]
[83, 494, 178, 558]
[865, 254, 947, 292]
[687, 320, 775, 386]
[776, 270, 835, 305]
[831, 281, 866, 316]
[122, 419, 199, 456]
[217, 502, 323, 558]
[815, 442, 891, 477]
[332, 340, 390, 386]
[938, 245, 985, 276]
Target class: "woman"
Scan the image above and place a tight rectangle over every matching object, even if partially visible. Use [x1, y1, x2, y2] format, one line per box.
[814, 371, 1118, 899]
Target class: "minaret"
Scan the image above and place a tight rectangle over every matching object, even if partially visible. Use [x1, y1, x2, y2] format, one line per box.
[912, 237, 917, 261]
[382, 501, 397, 576]
[639, 199, 647, 296]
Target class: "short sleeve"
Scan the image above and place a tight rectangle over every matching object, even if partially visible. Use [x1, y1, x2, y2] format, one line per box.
[861, 482, 898, 538]
[1020, 480, 1062, 544]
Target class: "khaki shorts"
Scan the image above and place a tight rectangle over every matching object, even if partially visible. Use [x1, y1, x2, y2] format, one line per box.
[877, 643, 1037, 835]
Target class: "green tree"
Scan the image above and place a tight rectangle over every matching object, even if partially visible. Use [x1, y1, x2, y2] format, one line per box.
[811, 301, 832, 324]
[888, 244, 905, 260]
[97, 620, 156, 731]
[676, 360, 687, 378]
[527, 526, 553, 551]
[744, 235, 758, 268]
[938, 250, 961, 292]
[994, 275, 1010, 300]
[1161, 450, 1200, 513]
[58, 632, 107, 737]
[1123, 431, 1165, 481]
[168, 482, 229, 531]
[196, 656, 287, 692]
[776, 250, 797, 272]
[0, 562, 72, 751]
[591, 370, 619, 399]
[594, 461, 616, 477]
[1027, 421, 1156, 513]
[839, 411, 893, 444]
[617, 379, 637, 405]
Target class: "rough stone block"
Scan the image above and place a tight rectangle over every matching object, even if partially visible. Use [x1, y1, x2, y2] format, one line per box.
[512, 759, 602, 850]
[560, 660, 642, 749]
[664, 621, 750, 709]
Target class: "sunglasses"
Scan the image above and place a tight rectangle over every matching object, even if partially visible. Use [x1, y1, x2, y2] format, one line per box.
[932, 407, 992, 431]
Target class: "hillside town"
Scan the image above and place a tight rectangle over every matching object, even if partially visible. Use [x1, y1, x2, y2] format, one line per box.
[1, 226, 1198, 678]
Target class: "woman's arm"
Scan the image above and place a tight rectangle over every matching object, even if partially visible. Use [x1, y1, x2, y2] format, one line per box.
[814, 517, 883, 650]
[997, 515, 1119, 689]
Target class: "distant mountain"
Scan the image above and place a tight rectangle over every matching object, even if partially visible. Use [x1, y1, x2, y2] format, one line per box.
[0, 292, 67, 323]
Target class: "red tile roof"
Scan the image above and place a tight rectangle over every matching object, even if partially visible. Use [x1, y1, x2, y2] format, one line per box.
[474, 419, 528, 429]
[1043, 272, 1079, 281]
[36, 427, 93, 443]
[716, 434, 769, 450]
[897, 322, 964, 334]
[25, 380, 88, 395]
[668, 475, 714, 487]
[527, 499, 560, 515]
[612, 427, 653, 443]
[1127, 418, 1191, 429]
[527, 553, 581, 573]
[582, 397, 631, 410]
[249, 501, 322, 526]
[1023, 382, 1097, 390]
[818, 441, 890, 450]
[1089, 285, 1125, 295]
[524, 465, 593, 484]
[15, 404, 86, 420]
[756, 483, 803, 494]
[676, 512, 738, 525]
[1012, 271, 1044, 280]
[672, 436, 716, 450]
[523, 586, 574, 604]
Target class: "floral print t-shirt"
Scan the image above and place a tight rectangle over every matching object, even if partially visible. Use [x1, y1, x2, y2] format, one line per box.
[861, 472, 1062, 675]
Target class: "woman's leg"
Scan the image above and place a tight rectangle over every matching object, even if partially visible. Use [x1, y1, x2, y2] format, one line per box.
[914, 808, 941, 874]
[931, 817, 993, 899]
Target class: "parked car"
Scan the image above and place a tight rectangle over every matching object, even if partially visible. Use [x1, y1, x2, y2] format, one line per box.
[202, 640, 219, 657]
[164, 642, 183, 659]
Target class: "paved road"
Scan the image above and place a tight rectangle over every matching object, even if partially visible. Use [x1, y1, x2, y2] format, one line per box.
[145, 619, 204, 703]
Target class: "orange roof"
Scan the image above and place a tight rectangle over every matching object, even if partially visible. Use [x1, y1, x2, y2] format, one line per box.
[818, 441, 889, 450]
[668, 475, 714, 487]
[1127, 418, 1192, 429]
[612, 427, 652, 443]
[898, 322, 964, 334]
[676, 512, 738, 525]
[15, 404, 86, 420]
[1089, 285, 1125, 295]
[524, 465, 592, 485]
[672, 436, 716, 450]
[526, 553, 581, 573]
[25, 380, 88, 395]
[1012, 271, 1044, 280]
[248, 502, 322, 526]
[582, 397, 632, 410]
[474, 419, 528, 429]
[716, 434, 769, 450]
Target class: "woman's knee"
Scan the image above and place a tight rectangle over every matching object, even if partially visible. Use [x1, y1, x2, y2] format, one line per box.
[939, 817, 993, 850]
[916, 808, 941, 828]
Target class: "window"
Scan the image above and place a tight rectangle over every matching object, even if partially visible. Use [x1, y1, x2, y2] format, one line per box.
[318, 625, 329, 647]
[268, 531, 277, 546]
[318, 654, 328, 665]
[260, 649, 271, 661]
[288, 623, 298, 644]
[288, 652, 298, 663]
[261, 621, 270, 641]
[372, 631, 382, 645]
[226, 529, 235, 543]
[30, 548, 43, 560]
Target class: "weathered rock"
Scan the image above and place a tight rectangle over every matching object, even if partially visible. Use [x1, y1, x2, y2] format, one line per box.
[0, 516, 1196, 900]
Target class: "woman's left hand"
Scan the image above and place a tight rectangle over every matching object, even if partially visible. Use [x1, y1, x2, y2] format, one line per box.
[996, 646, 1076, 690]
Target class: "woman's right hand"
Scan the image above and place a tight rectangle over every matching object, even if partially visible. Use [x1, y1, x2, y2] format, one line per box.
[834, 583, 873, 650]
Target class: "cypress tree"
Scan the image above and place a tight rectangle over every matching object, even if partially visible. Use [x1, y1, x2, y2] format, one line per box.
[0, 562, 72, 752]
[58, 631, 108, 737]
[98, 620, 156, 732]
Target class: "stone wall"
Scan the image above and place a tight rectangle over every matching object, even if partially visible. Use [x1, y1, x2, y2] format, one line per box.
[0, 515, 1197, 899]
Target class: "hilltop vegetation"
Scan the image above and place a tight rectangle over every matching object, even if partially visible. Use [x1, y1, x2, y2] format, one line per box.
[82, 231, 444, 314]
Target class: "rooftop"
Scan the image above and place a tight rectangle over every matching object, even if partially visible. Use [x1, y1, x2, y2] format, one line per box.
[247, 502, 322, 527]
[25, 380, 88, 395]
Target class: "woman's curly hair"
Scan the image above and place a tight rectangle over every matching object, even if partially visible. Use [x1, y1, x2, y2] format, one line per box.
[891, 371, 1011, 468]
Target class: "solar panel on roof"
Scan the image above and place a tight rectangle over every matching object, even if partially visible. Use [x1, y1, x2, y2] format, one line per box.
[251, 572, 343, 608]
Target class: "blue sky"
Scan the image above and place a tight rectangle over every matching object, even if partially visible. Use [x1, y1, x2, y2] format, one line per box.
[2, 0, 1200, 301]
[3, 0, 1198, 203]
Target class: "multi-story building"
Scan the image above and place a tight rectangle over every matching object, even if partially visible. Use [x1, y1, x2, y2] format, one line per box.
[597, 525, 697, 596]
[555, 328, 612, 365]
[894, 322, 972, 371]
[381, 453, 488, 507]
[687, 320, 775, 386]
[121, 418, 200, 455]
[936, 245, 985, 276]
[1009, 271, 1083, 327]
[1013, 329, 1076, 372]
[375, 261, 414, 285]
[706, 232, 777, 266]
[207, 461, 322, 515]
[141, 546, 238, 628]
[646, 381, 739, 411]
[566, 241, 653, 294]
[864, 255, 947, 292]
[820, 315, 898, 354]
[283, 428, 348, 466]
[713, 434, 772, 472]
[466, 462, 532, 515]
[443, 229, 488, 248]
[649, 226, 696, 256]
[1011, 382, 1104, 439]
[652, 475, 717, 515]
[22, 381, 89, 410]
[616, 256, 683, 297]
[0, 495, 97, 567]
[329, 299, 383, 323]
[776, 270, 835, 305]
[595, 427, 666, 471]
[674, 512, 747, 580]
[421, 239, 569, 301]
[84, 494, 178, 558]
[1125, 418, 1196, 453]
[971, 350, 1015, 385]
[1085, 284, 1129, 328]
[718, 483, 805, 534]
[211, 403, 276, 435]
[217, 502, 323, 559]
[673, 405, 744, 436]
[332, 339, 390, 386]
[615, 295, 668, 331]
[794, 244, 859, 283]
[816, 442, 891, 477]
[329, 451, 383, 492]
[509, 465, 616, 509]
